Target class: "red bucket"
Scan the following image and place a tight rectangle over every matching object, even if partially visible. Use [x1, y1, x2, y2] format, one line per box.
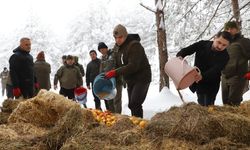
[74, 87, 87, 105]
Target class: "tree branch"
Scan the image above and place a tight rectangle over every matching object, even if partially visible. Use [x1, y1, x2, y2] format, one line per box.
[140, 3, 156, 13]
[195, 0, 224, 40]
[162, 0, 167, 11]
[209, 0, 250, 40]
[174, 0, 203, 25]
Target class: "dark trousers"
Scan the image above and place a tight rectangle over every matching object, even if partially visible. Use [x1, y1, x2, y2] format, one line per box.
[197, 92, 217, 106]
[104, 99, 115, 112]
[92, 89, 101, 110]
[59, 87, 75, 99]
[127, 82, 150, 118]
[221, 76, 246, 106]
[19, 84, 34, 99]
[113, 83, 123, 114]
[6, 84, 14, 99]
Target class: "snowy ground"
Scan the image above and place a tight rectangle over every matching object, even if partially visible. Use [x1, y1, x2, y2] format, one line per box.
[1, 81, 250, 120]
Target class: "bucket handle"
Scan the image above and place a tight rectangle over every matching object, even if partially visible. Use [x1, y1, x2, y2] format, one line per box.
[180, 56, 189, 75]
[180, 57, 201, 76]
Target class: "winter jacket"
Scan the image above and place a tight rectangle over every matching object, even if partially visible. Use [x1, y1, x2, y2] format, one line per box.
[75, 63, 85, 77]
[176, 40, 229, 94]
[9, 47, 35, 89]
[86, 58, 101, 86]
[114, 34, 151, 85]
[222, 34, 250, 79]
[100, 49, 115, 73]
[0, 70, 9, 85]
[54, 64, 83, 89]
[34, 60, 51, 90]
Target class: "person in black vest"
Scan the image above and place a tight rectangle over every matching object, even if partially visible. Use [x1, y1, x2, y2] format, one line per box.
[9, 37, 38, 99]
[176, 31, 232, 106]
[105, 24, 151, 118]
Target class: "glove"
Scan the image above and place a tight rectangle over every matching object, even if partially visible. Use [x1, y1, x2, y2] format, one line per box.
[105, 70, 116, 79]
[13, 88, 21, 97]
[35, 83, 40, 89]
[244, 72, 250, 80]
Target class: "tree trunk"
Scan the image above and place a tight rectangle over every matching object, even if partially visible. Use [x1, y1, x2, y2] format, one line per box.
[155, 0, 169, 91]
[231, 0, 241, 29]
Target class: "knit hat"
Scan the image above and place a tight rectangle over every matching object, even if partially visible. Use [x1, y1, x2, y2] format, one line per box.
[36, 51, 45, 60]
[66, 55, 74, 60]
[224, 21, 239, 30]
[98, 42, 108, 51]
[113, 24, 128, 38]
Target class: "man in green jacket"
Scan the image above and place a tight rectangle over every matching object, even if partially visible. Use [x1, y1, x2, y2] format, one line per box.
[221, 21, 250, 106]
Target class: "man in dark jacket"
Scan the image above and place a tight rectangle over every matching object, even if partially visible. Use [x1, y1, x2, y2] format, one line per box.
[86, 50, 102, 110]
[176, 31, 232, 106]
[105, 24, 151, 118]
[9, 37, 37, 99]
[221, 21, 250, 106]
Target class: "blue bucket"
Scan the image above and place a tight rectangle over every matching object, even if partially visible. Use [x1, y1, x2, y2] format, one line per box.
[93, 73, 116, 100]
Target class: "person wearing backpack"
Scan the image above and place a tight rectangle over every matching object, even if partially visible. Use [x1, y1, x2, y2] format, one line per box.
[105, 24, 151, 118]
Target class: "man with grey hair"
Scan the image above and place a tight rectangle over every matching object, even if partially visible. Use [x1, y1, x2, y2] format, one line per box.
[9, 37, 38, 99]
[105, 24, 151, 118]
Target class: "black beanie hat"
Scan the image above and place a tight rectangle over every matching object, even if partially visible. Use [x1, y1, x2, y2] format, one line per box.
[98, 42, 108, 51]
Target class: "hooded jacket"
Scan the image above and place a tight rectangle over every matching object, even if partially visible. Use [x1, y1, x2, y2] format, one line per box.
[222, 33, 250, 78]
[9, 47, 35, 89]
[115, 34, 151, 84]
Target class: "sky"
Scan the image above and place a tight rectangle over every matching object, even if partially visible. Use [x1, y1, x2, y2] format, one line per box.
[0, 0, 152, 35]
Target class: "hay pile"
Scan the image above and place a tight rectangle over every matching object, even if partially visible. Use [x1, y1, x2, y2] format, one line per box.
[43, 106, 98, 150]
[1, 98, 25, 113]
[0, 123, 47, 150]
[0, 98, 25, 124]
[8, 90, 80, 127]
[0, 112, 9, 124]
[2, 90, 250, 149]
[144, 102, 250, 148]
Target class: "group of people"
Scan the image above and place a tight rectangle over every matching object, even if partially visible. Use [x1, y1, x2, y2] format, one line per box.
[85, 24, 151, 118]
[4, 24, 151, 118]
[3, 21, 249, 118]
[177, 21, 250, 106]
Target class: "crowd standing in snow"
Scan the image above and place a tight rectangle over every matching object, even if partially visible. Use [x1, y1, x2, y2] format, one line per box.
[4, 22, 250, 118]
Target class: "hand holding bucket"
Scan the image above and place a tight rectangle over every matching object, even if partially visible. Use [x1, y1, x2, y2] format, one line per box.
[93, 73, 117, 100]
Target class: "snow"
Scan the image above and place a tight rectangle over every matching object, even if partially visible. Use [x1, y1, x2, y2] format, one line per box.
[2, 81, 250, 120]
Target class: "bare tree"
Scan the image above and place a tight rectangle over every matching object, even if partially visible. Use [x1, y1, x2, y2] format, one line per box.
[231, 0, 241, 28]
[141, 0, 169, 91]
